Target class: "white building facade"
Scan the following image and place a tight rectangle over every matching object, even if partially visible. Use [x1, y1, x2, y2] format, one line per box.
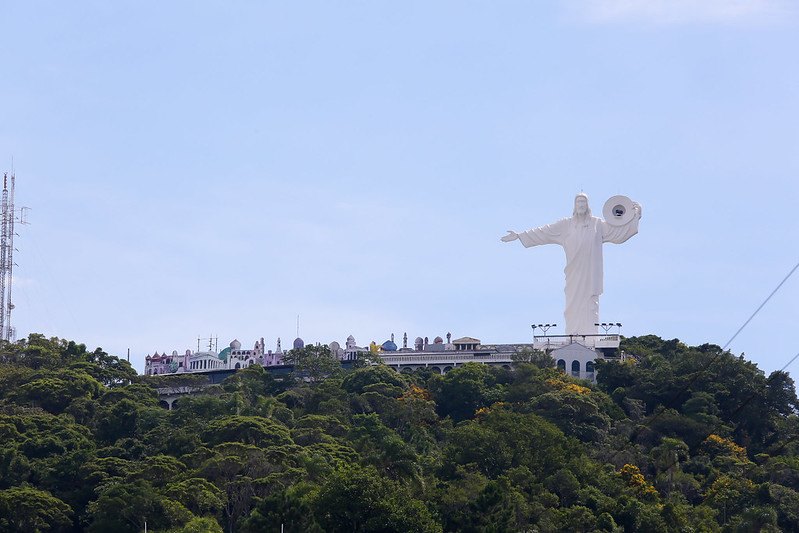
[145, 331, 623, 381]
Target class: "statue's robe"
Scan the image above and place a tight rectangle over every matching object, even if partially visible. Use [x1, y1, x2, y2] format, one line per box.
[517, 214, 639, 336]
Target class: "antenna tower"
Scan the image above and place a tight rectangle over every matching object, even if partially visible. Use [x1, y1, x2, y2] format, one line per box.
[0, 173, 14, 342]
[0, 172, 27, 343]
[197, 335, 218, 353]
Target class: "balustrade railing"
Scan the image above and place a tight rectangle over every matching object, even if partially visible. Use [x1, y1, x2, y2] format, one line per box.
[381, 352, 514, 364]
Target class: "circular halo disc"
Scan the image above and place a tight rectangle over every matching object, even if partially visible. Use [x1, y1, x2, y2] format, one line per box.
[603, 195, 636, 226]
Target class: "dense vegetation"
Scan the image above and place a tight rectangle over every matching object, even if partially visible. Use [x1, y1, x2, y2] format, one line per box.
[1, 333, 798, 532]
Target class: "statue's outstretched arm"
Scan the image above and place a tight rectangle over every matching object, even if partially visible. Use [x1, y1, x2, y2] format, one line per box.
[515, 220, 566, 248]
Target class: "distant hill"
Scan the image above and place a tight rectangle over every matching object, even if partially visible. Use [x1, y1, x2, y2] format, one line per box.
[1, 333, 798, 532]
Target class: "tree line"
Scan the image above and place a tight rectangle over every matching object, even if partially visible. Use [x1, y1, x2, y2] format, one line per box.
[0, 333, 798, 532]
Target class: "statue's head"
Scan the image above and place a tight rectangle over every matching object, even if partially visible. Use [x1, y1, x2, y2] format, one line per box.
[573, 193, 591, 217]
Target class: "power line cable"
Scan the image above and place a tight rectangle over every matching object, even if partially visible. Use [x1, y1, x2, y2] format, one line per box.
[726, 349, 799, 422]
[721, 260, 799, 351]
[663, 258, 799, 410]
[607, 258, 799, 464]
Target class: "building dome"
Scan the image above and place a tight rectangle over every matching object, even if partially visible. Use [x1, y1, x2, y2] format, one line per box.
[381, 339, 398, 352]
[434, 336, 444, 344]
[230, 339, 242, 350]
[346, 335, 356, 349]
[330, 341, 341, 352]
[293, 337, 305, 350]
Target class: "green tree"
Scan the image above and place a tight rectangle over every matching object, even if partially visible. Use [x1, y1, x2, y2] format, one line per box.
[201, 415, 293, 448]
[766, 483, 799, 531]
[164, 478, 227, 518]
[0, 486, 73, 533]
[529, 387, 611, 442]
[650, 437, 689, 495]
[240, 483, 321, 533]
[95, 398, 143, 444]
[765, 371, 799, 416]
[11, 370, 102, 413]
[341, 365, 406, 395]
[431, 362, 506, 422]
[70, 347, 138, 386]
[196, 442, 304, 531]
[86, 479, 192, 533]
[511, 347, 555, 369]
[445, 408, 575, 479]
[284, 344, 342, 383]
[221, 365, 284, 409]
[348, 414, 420, 482]
[165, 516, 224, 533]
[312, 464, 441, 532]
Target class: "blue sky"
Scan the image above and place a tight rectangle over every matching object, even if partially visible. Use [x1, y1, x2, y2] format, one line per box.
[2, 1, 798, 375]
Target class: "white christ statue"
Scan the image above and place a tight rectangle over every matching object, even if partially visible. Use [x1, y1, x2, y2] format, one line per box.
[501, 193, 641, 336]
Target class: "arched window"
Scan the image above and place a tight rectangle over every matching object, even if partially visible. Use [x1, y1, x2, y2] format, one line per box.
[586, 361, 595, 373]
[557, 359, 566, 371]
[571, 360, 580, 373]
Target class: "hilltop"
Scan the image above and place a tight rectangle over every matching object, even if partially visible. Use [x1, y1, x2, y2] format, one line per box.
[1, 333, 798, 532]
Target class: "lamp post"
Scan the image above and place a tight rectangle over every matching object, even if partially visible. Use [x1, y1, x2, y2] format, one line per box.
[531, 323, 557, 336]
[532, 324, 557, 350]
[595, 322, 622, 334]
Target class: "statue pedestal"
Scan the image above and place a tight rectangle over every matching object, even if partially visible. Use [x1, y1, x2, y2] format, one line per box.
[539, 334, 625, 383]
[533, 333, 620, 351]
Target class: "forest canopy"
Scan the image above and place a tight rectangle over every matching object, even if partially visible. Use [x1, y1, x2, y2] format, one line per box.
[1, 333, 798, 532]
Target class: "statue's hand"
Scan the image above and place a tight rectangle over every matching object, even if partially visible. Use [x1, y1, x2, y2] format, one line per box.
[501, 230, 519, 243]
[633, 202, 642, 219]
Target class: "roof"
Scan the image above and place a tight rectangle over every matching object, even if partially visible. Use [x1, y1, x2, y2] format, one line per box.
[551, 342, 597, 357]
[452, 336, 481, 344]
[218, 347, 231, 362]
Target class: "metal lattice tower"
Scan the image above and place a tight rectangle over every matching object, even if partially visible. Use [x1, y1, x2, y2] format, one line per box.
[0, 173, 20, 342]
